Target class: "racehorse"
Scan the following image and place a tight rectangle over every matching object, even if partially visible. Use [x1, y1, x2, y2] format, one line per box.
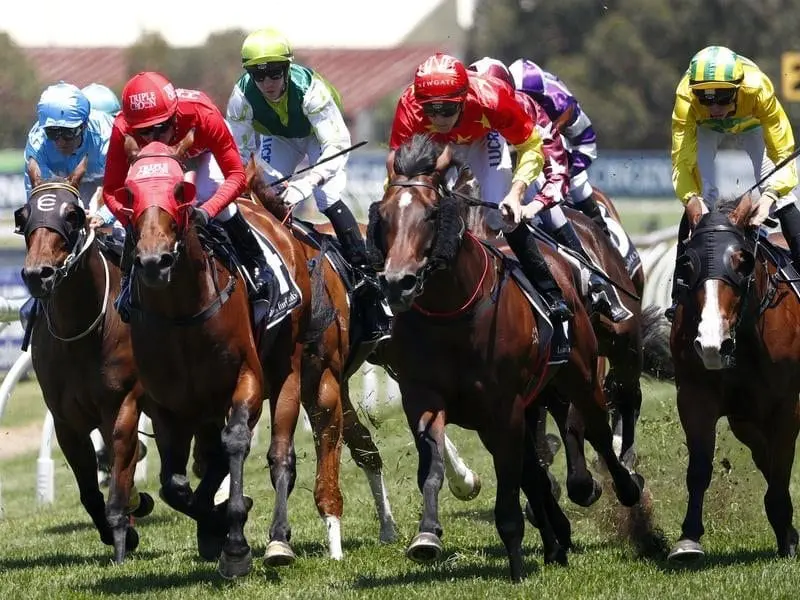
[591, 187, 645, 296]
[668, 193, 800, 560]
[368, 134, 644, 581]
[16, 157, 153, 564]
[120, 135, 396, 576]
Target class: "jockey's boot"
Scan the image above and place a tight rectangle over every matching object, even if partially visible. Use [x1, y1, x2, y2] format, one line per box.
[777, 202, 800, 271]
[114, 229, 135, 324]
[665, 213, 690, 323]
[574, 193, 610, 237]
[505, 224, 572, 362]
[552, 222, 628, 323]
[222, 211, 278, 310]
[324, 200, 392, 341]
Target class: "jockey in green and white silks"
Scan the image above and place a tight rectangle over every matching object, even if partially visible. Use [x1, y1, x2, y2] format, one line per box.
[226, 28, 389, 341]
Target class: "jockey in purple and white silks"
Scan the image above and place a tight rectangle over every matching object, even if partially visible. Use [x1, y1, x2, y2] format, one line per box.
[509, 59, 607, 234]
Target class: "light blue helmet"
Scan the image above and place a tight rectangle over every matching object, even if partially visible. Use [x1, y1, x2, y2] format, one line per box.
[37, 82, 90, 129]
[81, 83, 121, 116]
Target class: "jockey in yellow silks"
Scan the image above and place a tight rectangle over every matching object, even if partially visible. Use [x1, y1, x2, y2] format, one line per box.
[666, 45, 800, 320]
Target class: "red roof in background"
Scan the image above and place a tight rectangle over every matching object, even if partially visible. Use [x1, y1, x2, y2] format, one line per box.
[21, 45, 443, 116]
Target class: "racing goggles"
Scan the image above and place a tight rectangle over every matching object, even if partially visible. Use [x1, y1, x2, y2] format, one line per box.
[422, 101, 461, 118]
[135, 118, 175, 139]
[693, 88, 737, 106]
[44, 126, 83, 141]
[248, 65, 288, 82]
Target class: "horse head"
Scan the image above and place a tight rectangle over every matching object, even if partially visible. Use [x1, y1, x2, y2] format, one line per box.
[369, 135, 464, 313]
[115, 132, 196, 289]
[676, 193, 758, 369]
[18, 156, 90, 297]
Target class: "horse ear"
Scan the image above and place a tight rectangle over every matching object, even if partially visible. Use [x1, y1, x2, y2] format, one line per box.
[171, 128, 195, 158]
[434, 144, 453, 175]
[245, 153, 261, 188]
[386, 149, 397, 181]
[114, 185, 134, 208]
[731, 192, 753, 227]
[173, 181, 196, 204]
[123, 135, 140, 163]
[27, 158, 43, 189]
[67, 154, 89, 187]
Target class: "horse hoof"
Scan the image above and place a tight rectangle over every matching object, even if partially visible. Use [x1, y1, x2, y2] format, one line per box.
[125, 527, 140, 552]
[380, 521, 398, 544]
[448, 471, 481, 501]
[668, 539, 704, 562]
[131, 492, 155, 519]
[621, 446, 637, 471]
[569, 477, 603, 507]
[544, 546, 569, 567]
[406, 532, 443, 563]
[263, 541, 296, 567]
[218, 549, 253, 579]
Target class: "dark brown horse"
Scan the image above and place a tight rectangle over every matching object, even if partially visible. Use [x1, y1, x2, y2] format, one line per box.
[120, 137, 396, 576]
[668, 193, 800, 560]
[368, 135, 644, 581]
[16, 157, 153, 563]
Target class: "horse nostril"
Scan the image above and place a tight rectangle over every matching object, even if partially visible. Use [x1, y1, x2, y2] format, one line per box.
[720, 338, 735, 356]
[39, 265, 55, 280]
[399, 274, 417, 293]
[158, 253, 175, 270]
[693, 339, 703, 355]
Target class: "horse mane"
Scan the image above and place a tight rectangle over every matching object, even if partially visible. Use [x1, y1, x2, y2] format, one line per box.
[394, 134, 444, 178]
[712, 195, 743, 215]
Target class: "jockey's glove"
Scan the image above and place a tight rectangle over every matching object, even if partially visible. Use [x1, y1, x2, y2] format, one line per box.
[749, 189, 778, 227]
[190, 206, 210, 228]
[280, 177, 316, 207]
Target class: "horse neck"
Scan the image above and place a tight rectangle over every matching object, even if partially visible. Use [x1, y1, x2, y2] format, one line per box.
[138, 228, 218, 316]
[46, 245, 109, 337]
[413, 234, 490, 315]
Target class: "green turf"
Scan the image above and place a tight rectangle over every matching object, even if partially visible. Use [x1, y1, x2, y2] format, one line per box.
[0, 377, 798, 599]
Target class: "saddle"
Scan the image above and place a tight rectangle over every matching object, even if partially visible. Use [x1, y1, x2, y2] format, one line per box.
[757, 232, 800, 301]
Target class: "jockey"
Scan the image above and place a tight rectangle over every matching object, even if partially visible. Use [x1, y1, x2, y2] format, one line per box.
[103, 71, 275, 321]
[389, 53, 573, 360]
[508, 59, 608, 235]
[81, 83, 122, 227]
[227, 28, 389, 341]
[469, 57, 628, 322]
[665, 46, 800, 320]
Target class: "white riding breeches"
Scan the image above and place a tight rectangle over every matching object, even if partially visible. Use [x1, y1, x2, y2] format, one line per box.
[193, 152, 237, 222]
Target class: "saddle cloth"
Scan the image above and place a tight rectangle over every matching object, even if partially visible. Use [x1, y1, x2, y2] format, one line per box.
[597, 202, 643, 281]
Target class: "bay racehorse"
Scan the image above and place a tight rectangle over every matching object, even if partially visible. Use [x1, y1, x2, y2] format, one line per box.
[368, 134, 644, 581]
[16, 157, 153, 563]
[119, 136, 397, 575]
[668, 193, 800, 560]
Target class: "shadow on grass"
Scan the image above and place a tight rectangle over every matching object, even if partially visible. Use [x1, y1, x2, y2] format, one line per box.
[84, 567, 234, 595]
[42, 514, 174, 535]
[657, 546, 778, 572]
[0, 549, 164, 571]
[352, 556, 521, 588]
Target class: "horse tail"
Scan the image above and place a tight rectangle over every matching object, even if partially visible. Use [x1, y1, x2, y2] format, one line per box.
[301, 238, 337, 344]
[640, 304, 674, 380]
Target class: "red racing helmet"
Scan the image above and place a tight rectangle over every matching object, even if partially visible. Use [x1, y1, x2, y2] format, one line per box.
[122, 72, 179, 129]
[413, 53, 469, 104]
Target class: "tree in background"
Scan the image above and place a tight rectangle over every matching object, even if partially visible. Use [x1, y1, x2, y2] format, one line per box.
[0, 33, 41, 148]
[468, 0, 800, 149]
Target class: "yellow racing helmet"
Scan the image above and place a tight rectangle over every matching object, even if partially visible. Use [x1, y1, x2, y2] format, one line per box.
[688, 46, 744, 90]
[241, 28, 294, 68]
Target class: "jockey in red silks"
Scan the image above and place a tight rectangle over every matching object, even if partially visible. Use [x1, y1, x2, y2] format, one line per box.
[389, 53, 573, 360]
[469, 57, 628, 322]
[103, 71, 275, 320]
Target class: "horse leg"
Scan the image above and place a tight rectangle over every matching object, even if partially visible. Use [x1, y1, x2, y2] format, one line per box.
[478, 405, 526, 582]
[604, 363, 642, 470]
[217, 366, 261, 579]
[263, 365, 301, 567]
[521, 408, 571, 565]
[303, 365, 346, 560]
[105, 389, 148, 563]
[668, 386, 718, 561]
[729, 411, 799, 557]
[190, 420, 231, 562]
[546, 393, 602, 507]
[442, 430, 482, 501]
[340, 378, 397, 542]
[150, 408, 195, 518]
[52, 420, 113, 546]
[404, 397, 447, 564]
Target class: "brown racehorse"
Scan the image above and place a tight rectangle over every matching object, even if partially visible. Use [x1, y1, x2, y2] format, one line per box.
[668, 193, 800, 560]
[368, 134, 644, 581]
[16, 158, 153, 563]
[120, 137, 396, 576]
[591, 187, 645, 296]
